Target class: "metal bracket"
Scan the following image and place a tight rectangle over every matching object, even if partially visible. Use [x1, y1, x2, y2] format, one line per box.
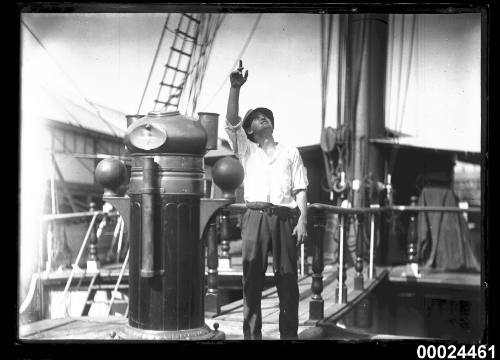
[199, 198, 234, 239]
[103, 195, 131, 233]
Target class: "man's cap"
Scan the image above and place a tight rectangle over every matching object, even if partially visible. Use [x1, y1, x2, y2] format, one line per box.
[242, 107, 274, 141]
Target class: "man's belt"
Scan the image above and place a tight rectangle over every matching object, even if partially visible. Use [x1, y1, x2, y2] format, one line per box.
[245, 202, 297, 217]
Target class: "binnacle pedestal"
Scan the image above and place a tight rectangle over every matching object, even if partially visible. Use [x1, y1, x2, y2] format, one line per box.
[95, 111, 243, 340]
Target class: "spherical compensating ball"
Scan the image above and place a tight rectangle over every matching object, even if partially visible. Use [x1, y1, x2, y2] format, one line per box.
[95, 158, 128, 191]
[212, 156, 244, 194]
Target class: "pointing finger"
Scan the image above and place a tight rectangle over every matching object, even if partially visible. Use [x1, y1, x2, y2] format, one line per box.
[238, 59, 243, 70]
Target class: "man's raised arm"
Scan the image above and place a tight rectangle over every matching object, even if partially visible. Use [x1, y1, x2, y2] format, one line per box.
[227, 60, 248, 126]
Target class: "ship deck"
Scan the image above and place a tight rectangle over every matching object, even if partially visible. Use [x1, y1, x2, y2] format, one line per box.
[20, 265, 390, 340]
[20, 238, 480, 341]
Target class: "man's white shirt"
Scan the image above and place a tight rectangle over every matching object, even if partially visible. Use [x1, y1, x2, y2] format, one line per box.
[225, 117, 308, 208]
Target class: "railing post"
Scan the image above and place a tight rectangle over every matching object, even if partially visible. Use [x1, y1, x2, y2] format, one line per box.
[205, 217, 220, 316]
[354, 213, 364, 290]
[368, 204, 379, 279]
[63, 211, 99, 316]
[299, 242, 305, 276]
[107, 248, 130, 316]
[336, 212, 348, 304]
[404, 196, 420, 278]
[115, 217, 125, 264]
[87, 202, 100, 272]
[218, 210, 232, 271]
[45, 222, 54, 273]
[309, 208, 325, 321]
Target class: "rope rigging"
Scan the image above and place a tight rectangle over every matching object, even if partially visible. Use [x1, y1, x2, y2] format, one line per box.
[396, 14, 417, 135]
[183, 13, 226, 116]
[137, 14, 225, 115]
[384, 14, 418, 202]
[394, 15, 406, 137]
[154, 14, 202, 112]
[137, 15, 171, 115]
[319, 14, 335, 199]
[200, 14, 263, 112]
[319, 14, 351, 203]
[40, 83, 84, 129]
[320, 14, 334, 130]
[22, 20, 119, 138]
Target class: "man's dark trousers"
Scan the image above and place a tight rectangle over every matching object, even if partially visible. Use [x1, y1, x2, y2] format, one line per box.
[241, 207, 299, 340]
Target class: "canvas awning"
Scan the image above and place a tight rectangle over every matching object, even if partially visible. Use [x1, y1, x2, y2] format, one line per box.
[369, 137, 481, 165]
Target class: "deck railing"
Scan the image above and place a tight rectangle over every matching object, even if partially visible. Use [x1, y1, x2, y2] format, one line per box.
[26, 200, 480, 322]
[306, 200, 480, 321]
[27, 203, 124, 318]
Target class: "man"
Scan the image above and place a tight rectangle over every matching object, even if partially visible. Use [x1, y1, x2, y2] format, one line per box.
[225, 60, 309, 340]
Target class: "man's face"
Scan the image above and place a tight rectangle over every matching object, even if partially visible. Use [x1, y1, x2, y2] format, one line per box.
[249, 112, 273, 134]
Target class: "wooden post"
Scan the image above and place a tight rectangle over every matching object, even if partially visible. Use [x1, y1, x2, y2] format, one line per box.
[336, 213, 348, 304]
[354, 213, 364, 290]
[87, 202, 100, 272]
[205, 218, 220, 316]
[309, 209, 326, 321]
[404, 196, 420, 278]
[218, 210, 232, 271]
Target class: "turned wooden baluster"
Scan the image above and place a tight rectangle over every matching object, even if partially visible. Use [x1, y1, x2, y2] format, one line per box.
[336, 213, 348, 304]
[405, 196, 420, 277]
[354, 213, 364, 290]
[87, 202, 100, 272]
[309, 209, 326, 321]
[205, 217, 220, 316]
[218, 210, 232, 271]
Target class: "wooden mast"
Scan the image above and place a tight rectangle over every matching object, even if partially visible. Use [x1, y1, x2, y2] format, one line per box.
[346, 14, 388, 208]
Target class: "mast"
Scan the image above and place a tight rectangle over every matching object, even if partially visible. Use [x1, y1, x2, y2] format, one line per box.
[346, 14, 388, 208]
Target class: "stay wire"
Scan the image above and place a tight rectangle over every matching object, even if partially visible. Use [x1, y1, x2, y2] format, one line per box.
[320, 14, 335, 193]
[137, 15, 171, 115]
[394, 15, 406, 135]
[320, 14, 334, 130]
[22, 19, 119, 137]
[200, 14, 263, 112]
[397, 14, 417, 135]
[185, 14, 226, 115]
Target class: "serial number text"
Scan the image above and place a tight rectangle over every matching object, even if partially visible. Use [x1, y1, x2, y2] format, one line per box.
[417, 345, 495, 359]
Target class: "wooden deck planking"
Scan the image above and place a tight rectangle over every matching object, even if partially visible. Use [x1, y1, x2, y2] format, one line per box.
[20, 317, 79, 338]
[20, 317, 127, 340]
[205, 265, 388, 339]
[19, 265, 393, 341]
[212, 271, 324, 323]
[213, 266, 354, 323]
[212, 265, 386, 324]
[266, 267, 339, 324]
